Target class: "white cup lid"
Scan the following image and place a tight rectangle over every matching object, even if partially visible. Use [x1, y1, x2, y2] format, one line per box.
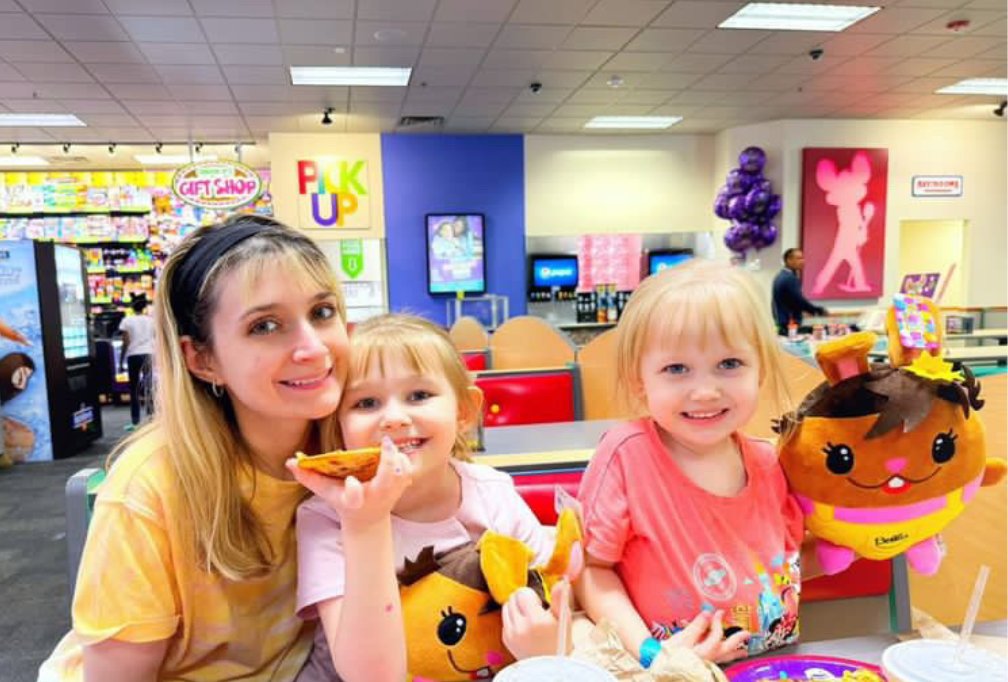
[882, 640, 1007, 682]
[493, 656, 617, 682]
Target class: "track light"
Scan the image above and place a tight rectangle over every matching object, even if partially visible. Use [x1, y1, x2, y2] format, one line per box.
[996, 101, 1006, 118]
[62, 143, 71, 154]
[155, 142, 163, 154]
[194, 142, 203, 153]
[10, 142, 19, 154]
[107, 143, 116, 155]
[321, 107, 334, 126]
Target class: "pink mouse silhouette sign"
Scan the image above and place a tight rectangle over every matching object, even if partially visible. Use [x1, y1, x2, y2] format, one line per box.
[800, 148, 888, 300]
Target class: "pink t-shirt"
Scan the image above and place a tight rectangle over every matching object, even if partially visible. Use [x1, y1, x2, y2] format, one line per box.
[578, 419, 805, 655]
[294, 459, 552, 681]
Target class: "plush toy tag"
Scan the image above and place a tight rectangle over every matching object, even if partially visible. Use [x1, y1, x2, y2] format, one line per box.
[893, 294, 939, 351]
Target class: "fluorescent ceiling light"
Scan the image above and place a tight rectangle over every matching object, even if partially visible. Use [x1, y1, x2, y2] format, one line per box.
[585, 116, 683, 129]
[936, 78, 1008, 96]
[0, 155, 50, 167]
[133, 153, 218, 166]
[290, 66, 411, 86]
[719, 3, 880, 31]
[0, 113, 86, 127]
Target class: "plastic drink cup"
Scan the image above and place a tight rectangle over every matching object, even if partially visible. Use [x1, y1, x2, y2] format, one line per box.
[493, 656, 616, 682]
[882, 640, 1007, 681]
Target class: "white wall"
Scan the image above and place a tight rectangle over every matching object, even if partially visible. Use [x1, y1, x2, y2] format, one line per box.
[524, 134, 715, 236]
[713, 119, 1007, 308]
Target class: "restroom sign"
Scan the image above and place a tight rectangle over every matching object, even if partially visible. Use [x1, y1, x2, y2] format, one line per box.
[912, 175, 962, 197]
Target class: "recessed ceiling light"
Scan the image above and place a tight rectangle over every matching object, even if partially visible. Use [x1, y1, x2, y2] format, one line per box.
[373, 28, 408, 43]
[719, 3, 880, 31]
[585, 116, 683, 129]
[290, 66, 411, 86]
[0, 113, 86, 127]
[936, 78, 1008, 96]
[133, 153, 218, 166]
[0, 155, 50, 167]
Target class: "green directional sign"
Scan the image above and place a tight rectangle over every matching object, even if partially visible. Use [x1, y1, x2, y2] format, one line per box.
[339, 239, 364, 280]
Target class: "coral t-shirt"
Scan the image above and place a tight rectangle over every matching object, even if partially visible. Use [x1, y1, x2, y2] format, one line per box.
[578, 419, 805, 655]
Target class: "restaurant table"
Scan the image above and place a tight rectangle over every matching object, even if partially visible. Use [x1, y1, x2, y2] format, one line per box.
[476, 419, 616, 472]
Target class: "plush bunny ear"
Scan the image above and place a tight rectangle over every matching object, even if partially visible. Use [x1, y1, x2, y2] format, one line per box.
[479, 531, 534, 606]
[535, 509, 584, 605]
[814, 331, 877, 385]
[886, 294, 943, 368]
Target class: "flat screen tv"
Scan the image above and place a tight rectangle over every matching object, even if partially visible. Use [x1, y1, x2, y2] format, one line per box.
[647, 249, 692, 275]
[425, 213, 486, 295]
[528, 253, 579, 290]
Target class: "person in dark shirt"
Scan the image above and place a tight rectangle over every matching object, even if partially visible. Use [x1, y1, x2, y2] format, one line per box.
[772, 248, 827, 334]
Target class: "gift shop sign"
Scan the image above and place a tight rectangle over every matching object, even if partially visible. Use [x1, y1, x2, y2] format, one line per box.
[911, 175, 962, 197]
[296, 158, 371, 229]
[172, 160, 262, 210]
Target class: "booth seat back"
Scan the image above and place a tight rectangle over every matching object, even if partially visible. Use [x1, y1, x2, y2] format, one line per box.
[511, 470, 584, 525]
[461, 350, 489, 371]
[474, 366, 582, 427]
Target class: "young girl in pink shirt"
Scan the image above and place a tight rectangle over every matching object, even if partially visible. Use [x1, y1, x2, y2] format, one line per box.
[290, 314, 567, 681]
[575, 260, 812, 669]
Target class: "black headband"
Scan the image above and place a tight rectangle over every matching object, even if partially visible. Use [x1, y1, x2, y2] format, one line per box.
[169, 222, 267, 338]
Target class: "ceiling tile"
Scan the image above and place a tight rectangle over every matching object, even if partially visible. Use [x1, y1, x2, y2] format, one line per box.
[653, 1, 744, 29]
[358, 0, 437, 22]
[0, 62, 24, 80]
[107, 83, 175, 100]
[541, 51, 613, 71]
[418, 48, 486, 68]
[201, 18, 279, 43]
[494, 24, 572, 49]
[278, 19, 352, 45]
[411, 63, 479, 86]
[867, 34, 953, 57]
[282, 46, 352, 66]
[550, 103, 601, 117]
[103, 0, 193, 16]
[427, 23, 502, 48]
[352, 46, 421, 68]
[14, 61, 95, 83]
[470, 68, 537, 87]
[928, 58, 1006, 78]
[273, 0, 355, 18]
[85, 63, 162, 83]
[716, 54, 790, 74]
[886, 57, 958, 76]
[212, 44, 283, 65]
[910, 9, 1005, 35]
[155, 64, 225, 84]
[0, 40, 73, 62]
[118, 16, 204, 42]
[816, 33, 893, 58]
[404, 85, 463, 103]
[747, 31, 828, 55]
[927, 35, 1005, 58]
[354, 21, 427, 46]
[888, 76, 962, 93]
[503, 102, 558, 116]
[191, 0, 274, 17]
[0, 13, 52, 40]
[510, 0, 594, 25]
[561, 27, 636, 51]
[483, 49, 551, 70]
[663, 53, 734, 73]
[458, 86, 518, 105]
[529, 70, 593, 88]
[492, 117, 543, 132]
[167, 84, 235, 100]
[624, 29, 706, 53]
[616, 89, 673, 105]
[78, 113, 140, 127]
[59, 99, 128, 113]
[774, 55, 851, 75]
[64, 41, 146, 63]
[511, 86, 572, 103]
[635, 71, 702, 90]
[833, 57, 905, 76]
[563, 87, 620, 103]
[690, 29, 770, 54]
[1, 98, 65, 112]
[240, 102, 307, 115]
[968, 17, 1008, 37]
[32, 83, 109, 98]
[349, 88, 404, 104]
[689, 72, 760, 90]
[19, 0, 108, 12]
[602, 52, 672, 72]
[433, 0, 516, 23]
[138, 42, 216, 65]
[221, 65, 287, 85]
[452, 98, 510, 118]
[582, 0, 668, 28]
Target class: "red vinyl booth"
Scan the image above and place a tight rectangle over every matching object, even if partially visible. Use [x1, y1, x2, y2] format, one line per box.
[461, 350, 489, 371]
[474, 366, 581, 427]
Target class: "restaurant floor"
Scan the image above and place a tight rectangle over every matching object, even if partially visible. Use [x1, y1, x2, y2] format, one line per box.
[0, 406, 125, 682]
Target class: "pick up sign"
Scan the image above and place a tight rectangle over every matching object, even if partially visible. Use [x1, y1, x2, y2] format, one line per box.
[173, 160, 262, 210]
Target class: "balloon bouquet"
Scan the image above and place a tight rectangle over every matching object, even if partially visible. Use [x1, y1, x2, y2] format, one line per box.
[714, 146, 781, 263]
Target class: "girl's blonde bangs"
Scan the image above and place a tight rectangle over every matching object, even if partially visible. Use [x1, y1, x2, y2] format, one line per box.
[646, 281, 763, 356]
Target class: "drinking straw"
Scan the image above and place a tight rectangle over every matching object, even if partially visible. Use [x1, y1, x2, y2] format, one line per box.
[954, 564, 990, 662]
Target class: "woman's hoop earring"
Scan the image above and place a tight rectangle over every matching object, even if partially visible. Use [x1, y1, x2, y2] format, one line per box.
[210, 380, 224, 398]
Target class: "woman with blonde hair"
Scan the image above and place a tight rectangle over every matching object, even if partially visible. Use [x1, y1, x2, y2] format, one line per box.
[40, 215, 411, 681]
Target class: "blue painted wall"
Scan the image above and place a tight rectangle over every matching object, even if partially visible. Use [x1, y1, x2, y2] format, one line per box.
[380, 134, 526, 325]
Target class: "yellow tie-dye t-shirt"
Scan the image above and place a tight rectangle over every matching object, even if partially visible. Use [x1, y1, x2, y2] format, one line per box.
[39, 431, 314, 681]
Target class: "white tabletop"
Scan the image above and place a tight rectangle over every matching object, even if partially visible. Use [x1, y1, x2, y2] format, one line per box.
[481, 419, 616, 456]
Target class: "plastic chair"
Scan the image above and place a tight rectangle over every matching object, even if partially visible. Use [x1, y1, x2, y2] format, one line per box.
[65, 467, 105, 606]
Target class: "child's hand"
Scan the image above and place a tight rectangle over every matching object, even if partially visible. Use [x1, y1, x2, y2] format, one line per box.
[501, 581, 571, 659]
[662, 610, 749, 664]
[287, 436, 413, 529]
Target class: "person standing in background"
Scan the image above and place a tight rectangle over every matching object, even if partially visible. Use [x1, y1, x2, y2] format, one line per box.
[118, 296, 155, 430]
[772, 248, 827, 335]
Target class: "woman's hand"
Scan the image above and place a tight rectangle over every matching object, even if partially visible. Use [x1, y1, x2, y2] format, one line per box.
[662, 610, 749, 664]
[287, 437, 413, 530]
[501, 581, 571, 659]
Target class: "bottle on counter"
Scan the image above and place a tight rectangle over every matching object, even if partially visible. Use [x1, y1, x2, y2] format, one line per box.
[606, 284, 617, 323]
[787, 318, 798, 341]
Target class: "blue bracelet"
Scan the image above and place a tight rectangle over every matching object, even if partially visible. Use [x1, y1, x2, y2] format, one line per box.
[639, 637, 661, 669]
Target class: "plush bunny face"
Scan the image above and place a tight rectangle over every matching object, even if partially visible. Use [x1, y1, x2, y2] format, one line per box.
[779, 369, 987, 509]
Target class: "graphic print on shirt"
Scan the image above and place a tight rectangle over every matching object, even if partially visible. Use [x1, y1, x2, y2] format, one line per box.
[692, 553, 737, 602]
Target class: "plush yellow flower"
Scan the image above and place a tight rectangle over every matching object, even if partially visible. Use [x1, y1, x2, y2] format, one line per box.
[905, 351, 963, 383]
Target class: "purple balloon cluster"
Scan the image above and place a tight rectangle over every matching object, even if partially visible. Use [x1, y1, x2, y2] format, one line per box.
[714, 146, 781, 255]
